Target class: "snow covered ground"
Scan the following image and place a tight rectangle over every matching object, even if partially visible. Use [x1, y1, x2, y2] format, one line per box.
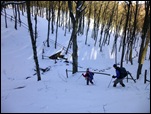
[1, 8, 150, 113]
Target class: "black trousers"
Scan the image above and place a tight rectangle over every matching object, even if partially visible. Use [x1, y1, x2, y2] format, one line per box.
[86, 78, 93, 85]
[113, 78, 125, 86]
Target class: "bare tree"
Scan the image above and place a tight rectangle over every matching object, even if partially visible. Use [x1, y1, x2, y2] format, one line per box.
[94, 2, 103, 46]
[4, 7, 7, 28]
[64, 2, 68, 36]
[91, 2, 97, 40]
[51, 1, 55, 34]
[46, 1, 51, 47]
[16, 4, 21, 26]
[55, 1, 61, 49]
[128, 1, 139, 65]
[120, 1, 131, 67]
[26, 1, 41, 81]
[61, 1, 66, 29]
[68, 7, 71, 33]
[111, 2, 121, 64]
[125, 3, 133, 64]
[103, 1, 116, 46]
[137, 1, 150, 79]
[99, 1, 110, 52]
[68, 1, 85, 74]
[85, 1, 92, 45]
[13, 4, 17, 30]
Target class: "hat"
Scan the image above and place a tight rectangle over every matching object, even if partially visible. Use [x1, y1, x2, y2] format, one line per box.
[86, 68, 89, 71]
[113, 64, 117, 68]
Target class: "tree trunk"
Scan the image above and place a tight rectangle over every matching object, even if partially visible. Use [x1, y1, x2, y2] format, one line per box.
[125, 5, 133, 63]
[26, 1, 41, 81]
[68, 1, 85, 74]
[64, 4, 68, 36]
[78, 14, 82, 35]
[137, 1, 150, 79]
[4, 8, 7, 28]
[85, 1, 92, 45]
[136, 64, 142, 79]
[72, 27, 78, 74]
[140, 29, 150, 64]
[62, 2, 65, 29]
[68, 12, 71, 32]
[46, 1, 51, 47]
[51, 1, 55, 34]
[104, 2, 116, 46]
[55, 1, 60, 49]
[21, 3, 24, 16]
[94, 2, 103, 46]
[137, 28, 150, 79]
[14, 4, 17, 30]
[138, 1, 150, 63]
[99, 1, 110, 51]
[120, 2, 131, 67]
[129, 1, 139, 65]
[82, 12, 85, 35]
[17, 4, 21, 27]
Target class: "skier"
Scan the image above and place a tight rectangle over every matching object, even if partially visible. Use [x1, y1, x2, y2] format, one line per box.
[82, 68, 94, 85]
[112, 64, 125, 87]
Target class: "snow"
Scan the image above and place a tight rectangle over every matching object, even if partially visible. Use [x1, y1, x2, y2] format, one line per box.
[1, 8, 150, 113]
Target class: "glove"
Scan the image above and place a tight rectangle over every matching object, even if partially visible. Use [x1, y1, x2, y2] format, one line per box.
[82, 74, 85, 77]
[82, 73, 84, 76]
[112, 75, 116, 78]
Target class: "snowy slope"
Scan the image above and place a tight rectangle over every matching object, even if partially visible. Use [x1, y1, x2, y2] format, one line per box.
[1, 8, 150, 113]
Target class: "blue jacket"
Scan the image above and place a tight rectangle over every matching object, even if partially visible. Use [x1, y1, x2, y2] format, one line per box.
[115, 69, 120, 78]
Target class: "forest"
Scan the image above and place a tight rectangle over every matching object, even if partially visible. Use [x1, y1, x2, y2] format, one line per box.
[1, 1, 150, 81]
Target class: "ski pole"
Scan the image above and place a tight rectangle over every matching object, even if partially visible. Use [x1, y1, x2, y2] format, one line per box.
[108, 77, 113, 88]
[76, 74, 82, 81]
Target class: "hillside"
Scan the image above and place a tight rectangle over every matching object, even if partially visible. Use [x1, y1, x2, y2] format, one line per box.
[1, 8, 150, 113]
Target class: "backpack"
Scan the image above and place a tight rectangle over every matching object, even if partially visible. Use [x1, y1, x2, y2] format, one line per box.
[88, 72, 94, 80]
[119, 67, 128, 78]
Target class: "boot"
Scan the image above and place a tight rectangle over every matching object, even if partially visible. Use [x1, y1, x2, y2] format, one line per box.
[121, 84, 125, 87]
[113, 84, 116, 87]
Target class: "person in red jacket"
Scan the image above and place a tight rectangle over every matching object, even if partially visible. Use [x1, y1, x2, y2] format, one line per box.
[82, 68, 94, 85]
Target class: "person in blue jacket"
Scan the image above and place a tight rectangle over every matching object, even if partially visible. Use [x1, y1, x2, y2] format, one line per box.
[82, 68, 94, 85]
[112, 64, 125, 87]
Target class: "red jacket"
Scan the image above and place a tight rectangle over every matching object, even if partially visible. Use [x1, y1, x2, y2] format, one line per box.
[83, 72, 89, 78]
